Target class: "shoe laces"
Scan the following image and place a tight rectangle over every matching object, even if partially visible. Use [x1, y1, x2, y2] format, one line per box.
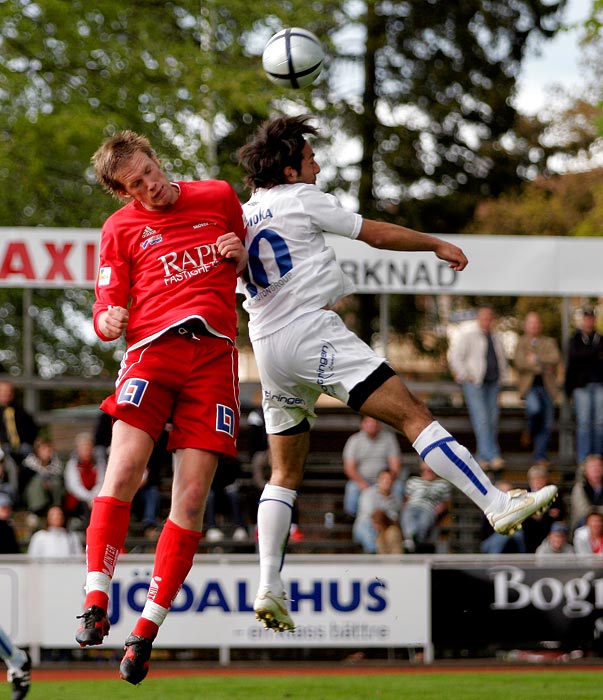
[76, 606, 105, 628]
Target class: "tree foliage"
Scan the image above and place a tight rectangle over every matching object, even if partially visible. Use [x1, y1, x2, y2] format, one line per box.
[0, 0, 338, 379]
[0, 0, 574, 380]
[464, 167, 603, 237]
[329, 1, 568, 343]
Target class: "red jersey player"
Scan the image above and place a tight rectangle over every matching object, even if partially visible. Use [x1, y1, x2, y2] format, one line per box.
[75, 131, 247, 685]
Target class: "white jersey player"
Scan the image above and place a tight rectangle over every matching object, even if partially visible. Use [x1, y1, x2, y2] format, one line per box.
[237, 114, 557, 633]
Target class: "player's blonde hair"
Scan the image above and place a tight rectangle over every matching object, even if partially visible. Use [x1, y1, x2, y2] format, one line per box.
[92, 130, 156, 199]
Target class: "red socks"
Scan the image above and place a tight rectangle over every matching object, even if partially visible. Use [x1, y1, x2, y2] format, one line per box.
[84, 496, 131, 610]
[131, 518, 201, 640]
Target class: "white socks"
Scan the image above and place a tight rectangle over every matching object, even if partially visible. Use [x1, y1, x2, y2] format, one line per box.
[413, 421, 507, 514]
[85, 571, 111, 596]
[257, 484, 297, 595]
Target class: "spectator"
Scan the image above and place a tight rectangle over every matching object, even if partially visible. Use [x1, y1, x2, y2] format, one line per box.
[352, 469, 403, 554]
[534, 522, 574, 559]
[63, 432, 105, 528]
[0, 380, 38, 467]
[247, 407, 303, 542]
[570, 453, 603, 531]
[573, 509, 603, 555]
[204, 456, 248, 542]
[343, 416, 404, 518]
[448, 305, 508, 470]
[479, 481, 526, 554]
[564, 307, 603, 464]
[19, 437, 64, 523]
[401, 461, 452, 553]
[521, 464, 566, 553]
[92, 410, 112, 464]
[27, 505, 83, 558]
[0, 492, 20, 554]
[513, 312, 562, 466]
[0, 447, 18, 504]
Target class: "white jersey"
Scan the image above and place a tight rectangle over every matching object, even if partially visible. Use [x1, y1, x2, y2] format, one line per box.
[240, 183, 362, 341]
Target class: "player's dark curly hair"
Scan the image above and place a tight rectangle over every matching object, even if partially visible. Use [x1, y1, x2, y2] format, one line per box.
[238, 115, 318, 190]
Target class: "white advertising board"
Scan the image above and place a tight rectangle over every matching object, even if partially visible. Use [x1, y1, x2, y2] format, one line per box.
[1, 227, 602, 296]
[0, 555, 429, 650]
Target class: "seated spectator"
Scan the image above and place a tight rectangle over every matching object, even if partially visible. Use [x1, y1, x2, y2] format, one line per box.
[401, 461, 452, 553]
[92, 410, 112, 464]
[19, 436, 64, 523]
[535, 522, 575, 559]
[352, 469, 403, 554]
[521, 464, 566, 552]
[573, 509, 603, 555]
[204, 456, 248, 543]
[479, 480, 526, 554]
[27, 505, 83, 558]
[570, 454, 603, 531]
[343, 416, 404, 519]
[0, 380, 38, 467]
[0, 447, 18, 504]
[63, 432, 105, 528]
[0, 492, 20, 554]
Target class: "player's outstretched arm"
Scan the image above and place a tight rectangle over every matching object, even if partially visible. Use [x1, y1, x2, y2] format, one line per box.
[357, 219, 468, 271]
[216, 231, 249, 276]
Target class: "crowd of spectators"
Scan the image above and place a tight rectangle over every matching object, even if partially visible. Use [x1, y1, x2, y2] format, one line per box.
[2, 297, 603, 559]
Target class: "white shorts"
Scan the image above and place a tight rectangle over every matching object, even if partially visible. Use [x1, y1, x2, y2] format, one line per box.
[252, 310, 391, 434]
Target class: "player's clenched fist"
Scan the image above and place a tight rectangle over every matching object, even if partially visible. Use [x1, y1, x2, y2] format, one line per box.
[216, 231, 249, 275]
[98, 305, 129, 340]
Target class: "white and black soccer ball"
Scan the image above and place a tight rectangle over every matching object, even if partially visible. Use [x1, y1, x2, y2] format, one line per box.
[262, 27, 324, 89]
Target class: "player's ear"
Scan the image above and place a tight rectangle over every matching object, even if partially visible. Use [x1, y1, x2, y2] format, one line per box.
[114, 187, 133, 202]
[283, 165, 298, 183]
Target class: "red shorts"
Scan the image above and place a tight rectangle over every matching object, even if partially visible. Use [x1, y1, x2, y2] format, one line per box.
[100, 331, 239, 457]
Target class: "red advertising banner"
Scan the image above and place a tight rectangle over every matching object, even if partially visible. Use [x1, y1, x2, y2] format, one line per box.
[0, 228, 99, 288]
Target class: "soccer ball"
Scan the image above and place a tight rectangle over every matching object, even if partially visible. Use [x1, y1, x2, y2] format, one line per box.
[262, 27, 324, 89]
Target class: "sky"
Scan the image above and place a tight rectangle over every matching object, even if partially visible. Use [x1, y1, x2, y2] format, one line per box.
[515, 0, 592, 115]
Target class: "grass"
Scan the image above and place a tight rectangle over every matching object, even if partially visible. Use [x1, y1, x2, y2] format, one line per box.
[27, 669, 603, 700]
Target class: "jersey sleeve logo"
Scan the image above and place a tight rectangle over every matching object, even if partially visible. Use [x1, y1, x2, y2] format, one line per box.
[117, 378, 149, 406]
[98, 266, 112, 286]
[216, 404, 235, 437]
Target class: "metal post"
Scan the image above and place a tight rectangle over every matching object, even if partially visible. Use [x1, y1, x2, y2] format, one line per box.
[379, 293, 390, 359]
[22, 288, 37, 415]
[559, 297, 573, 465]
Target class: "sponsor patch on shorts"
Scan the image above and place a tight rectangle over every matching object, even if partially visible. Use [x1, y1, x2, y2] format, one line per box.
[117, 378, 149, 407]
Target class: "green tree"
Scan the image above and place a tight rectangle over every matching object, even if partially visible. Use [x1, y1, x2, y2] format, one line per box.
[328, 1, 568, 343]
[0, 0, 336, 380]
[0, 0, 571, 380]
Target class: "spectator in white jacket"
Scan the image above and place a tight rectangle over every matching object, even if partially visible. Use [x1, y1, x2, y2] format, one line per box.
[63, 432, 105, 529]
[573, 509, 603, 555]
[28, 505, 83, 558]
[448, 306, 508, 470]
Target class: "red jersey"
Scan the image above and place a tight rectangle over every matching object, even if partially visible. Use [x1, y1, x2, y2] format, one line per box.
[93, 180, 246, 349]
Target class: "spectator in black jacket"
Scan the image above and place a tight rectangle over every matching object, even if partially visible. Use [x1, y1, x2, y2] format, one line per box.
[564, 307, 603, 464]
[0, 381, 38, 467]
[0, 492, 20, 554]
